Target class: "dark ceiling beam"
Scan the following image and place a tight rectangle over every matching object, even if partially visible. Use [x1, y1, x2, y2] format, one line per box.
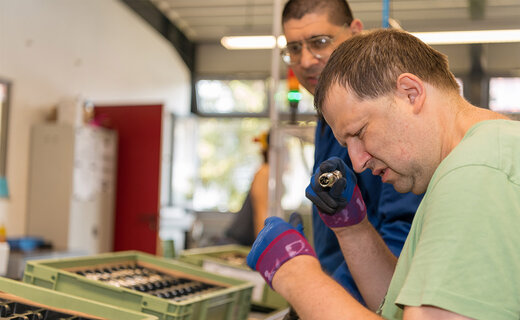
[120, 0, 195, 72]
[466, 0, 487, 107]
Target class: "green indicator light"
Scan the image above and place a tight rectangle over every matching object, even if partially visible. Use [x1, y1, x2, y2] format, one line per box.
[288, 91, 302, 102]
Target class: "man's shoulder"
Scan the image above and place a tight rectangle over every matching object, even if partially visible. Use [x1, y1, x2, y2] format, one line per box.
[451, 119, 520, 163]
[434, 119, 520, 184]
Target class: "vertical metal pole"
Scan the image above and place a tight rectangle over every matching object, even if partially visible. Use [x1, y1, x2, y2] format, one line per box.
[467, 43, 486, 108]
[382, 0, 390, 28]
[268, 0, 283, 218]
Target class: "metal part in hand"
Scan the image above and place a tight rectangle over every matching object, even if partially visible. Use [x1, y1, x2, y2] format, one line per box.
[318, 170, 342, 188]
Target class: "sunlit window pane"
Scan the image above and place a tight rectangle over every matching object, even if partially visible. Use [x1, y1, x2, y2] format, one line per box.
[196, 79, 267, 114]
[489, 77, 520, 113]
[171, 117, 317, 214]
[193, 118, 270, 212]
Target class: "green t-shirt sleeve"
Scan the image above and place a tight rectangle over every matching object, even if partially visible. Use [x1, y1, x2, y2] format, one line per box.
[396, 165, 520, 320]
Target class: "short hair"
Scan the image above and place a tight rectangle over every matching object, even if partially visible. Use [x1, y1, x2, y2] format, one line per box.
[314, 29, 461, 113]
[282, 0, 354, 27]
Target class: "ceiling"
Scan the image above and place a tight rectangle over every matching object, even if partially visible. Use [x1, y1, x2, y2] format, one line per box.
[148, 0, 520, 44]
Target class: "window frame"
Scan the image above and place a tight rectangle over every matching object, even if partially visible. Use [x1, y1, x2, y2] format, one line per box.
[0, 79, 11, 177]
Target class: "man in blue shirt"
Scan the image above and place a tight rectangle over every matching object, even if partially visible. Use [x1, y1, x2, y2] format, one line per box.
[281, 0, 423, 303]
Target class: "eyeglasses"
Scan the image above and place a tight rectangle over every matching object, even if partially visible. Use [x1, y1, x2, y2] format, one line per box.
[281, 25, 347, 66]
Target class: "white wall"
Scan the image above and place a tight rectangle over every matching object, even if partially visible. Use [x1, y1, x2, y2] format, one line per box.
[0, 0, 191, 237]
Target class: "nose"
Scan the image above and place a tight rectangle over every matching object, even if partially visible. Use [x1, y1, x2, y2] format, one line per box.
[299, 44, 319, 68]
[347, 139, 371, 173]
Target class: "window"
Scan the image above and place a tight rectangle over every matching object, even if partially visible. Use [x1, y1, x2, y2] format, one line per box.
[489, 77, 520, 113]
[171, 117, 270, 212]
[195, 118, 271, 212]
[170, 115, 317, 214]
[195, 79, 268, 115]
[169, 76, 316, 214]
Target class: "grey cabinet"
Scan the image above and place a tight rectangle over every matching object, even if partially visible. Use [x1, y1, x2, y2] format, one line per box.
[26, 124, 117, 254]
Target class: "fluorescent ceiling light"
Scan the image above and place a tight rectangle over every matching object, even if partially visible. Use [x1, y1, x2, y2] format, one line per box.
[221, 36, 286, 50]
[221, 29, 520, 49]
[221, 36, 277, 49]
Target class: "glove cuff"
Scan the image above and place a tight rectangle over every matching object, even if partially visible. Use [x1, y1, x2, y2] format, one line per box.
[254, 229, 316, 287]
[318, 185, 367, 228]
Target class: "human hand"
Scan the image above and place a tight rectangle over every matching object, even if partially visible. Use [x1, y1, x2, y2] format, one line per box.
[247, 215, 316, 287]
[305, 156, 367, 228]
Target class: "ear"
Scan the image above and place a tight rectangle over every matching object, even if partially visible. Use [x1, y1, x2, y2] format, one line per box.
[349, 19, 363, 35]
[396, 73, 425, 114]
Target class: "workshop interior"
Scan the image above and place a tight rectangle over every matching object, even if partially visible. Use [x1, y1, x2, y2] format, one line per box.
[0, 0, 520, 319]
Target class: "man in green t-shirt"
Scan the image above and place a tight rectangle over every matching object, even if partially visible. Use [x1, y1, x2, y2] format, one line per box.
[246, 28, 520, 320]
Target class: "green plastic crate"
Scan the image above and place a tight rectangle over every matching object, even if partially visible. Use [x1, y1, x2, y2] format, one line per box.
[22, 251, 254, 320]
[178, 245, 288, 310]
[0, 276, 157, 319]
[249, 303, 290, 320]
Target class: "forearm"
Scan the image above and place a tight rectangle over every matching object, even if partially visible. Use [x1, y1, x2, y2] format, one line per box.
[252, 199, 268, 236]
[272, 255, 382, 320]
[251, 164, 269, 236]
[333, 217, 398, 310]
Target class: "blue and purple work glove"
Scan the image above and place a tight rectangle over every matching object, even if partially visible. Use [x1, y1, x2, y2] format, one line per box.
[305, 156, 367, 228]
[247, 212, 316, 287]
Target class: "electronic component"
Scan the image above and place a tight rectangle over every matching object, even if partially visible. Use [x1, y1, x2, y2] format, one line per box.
[73, 263, 221, 302]
[0, 276, 155, 320]
[318, 170, 342, 188]
[0, 297, 96, 320]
